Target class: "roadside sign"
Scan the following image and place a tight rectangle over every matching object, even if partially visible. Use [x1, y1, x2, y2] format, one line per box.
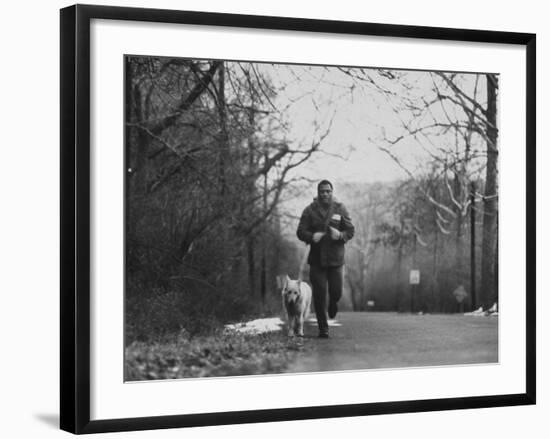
[409, 269, 420, 285]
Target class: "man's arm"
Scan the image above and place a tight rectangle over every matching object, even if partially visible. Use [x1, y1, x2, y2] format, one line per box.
[339, 204, 355, 242]
[296, 207, 314, 244]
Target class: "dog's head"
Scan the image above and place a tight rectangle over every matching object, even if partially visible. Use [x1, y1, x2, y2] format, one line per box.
[282, 275, 302, 305]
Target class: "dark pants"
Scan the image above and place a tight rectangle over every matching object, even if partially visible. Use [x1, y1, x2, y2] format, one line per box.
[309, 264, 343, 333]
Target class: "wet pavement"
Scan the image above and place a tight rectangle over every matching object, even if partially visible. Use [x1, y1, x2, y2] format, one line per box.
[286, 312, 498, 373]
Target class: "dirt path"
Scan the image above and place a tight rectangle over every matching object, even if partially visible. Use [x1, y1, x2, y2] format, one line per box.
[286, 312, 498, 373]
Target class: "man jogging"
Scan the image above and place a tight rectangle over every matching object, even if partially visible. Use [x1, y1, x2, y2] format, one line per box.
[297, 180, 355, 338]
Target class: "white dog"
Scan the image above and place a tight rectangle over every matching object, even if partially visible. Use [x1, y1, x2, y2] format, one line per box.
[281, 275, 312, 337]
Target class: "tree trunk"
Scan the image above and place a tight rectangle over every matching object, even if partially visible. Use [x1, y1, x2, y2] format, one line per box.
[260, 150, 268, 304]
[132, 82, 149, 196]
[217, 62, 228, 195]
[247, 236, 256, 296]
[480, 74, 499, 309]
[431, 218, 439, 312]
[358, 251, 365, 309]
[454, 171, 463, 288]
[395, 229, 404, 311]
[245, 107, 257, 297]
[347, 276, 359, 311]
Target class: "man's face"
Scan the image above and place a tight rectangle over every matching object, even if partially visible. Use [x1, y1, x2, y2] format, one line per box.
[318, 184, 333, 205]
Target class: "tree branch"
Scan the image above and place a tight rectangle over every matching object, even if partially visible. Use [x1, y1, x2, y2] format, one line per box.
[147, 61, 222, 136]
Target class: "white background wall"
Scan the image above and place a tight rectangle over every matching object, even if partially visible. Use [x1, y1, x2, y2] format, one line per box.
[0, 0, 546, 437]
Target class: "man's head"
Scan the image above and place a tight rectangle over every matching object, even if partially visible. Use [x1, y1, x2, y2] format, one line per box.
[317, 180, 333, 206]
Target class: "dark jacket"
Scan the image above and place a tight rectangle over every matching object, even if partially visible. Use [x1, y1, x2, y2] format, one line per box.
[296, 198, 355, 267]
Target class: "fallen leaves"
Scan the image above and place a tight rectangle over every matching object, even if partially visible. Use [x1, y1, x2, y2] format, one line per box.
[125, 330, 308, 381]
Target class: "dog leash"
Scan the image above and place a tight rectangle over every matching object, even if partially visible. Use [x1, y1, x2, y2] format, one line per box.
[297, 244, 308, 281]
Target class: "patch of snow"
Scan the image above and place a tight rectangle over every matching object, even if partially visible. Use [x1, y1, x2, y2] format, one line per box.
[224, 317, 285, 334]
[464, 307, 484, 316]
[464, 303, 499, 317]
[225, 316, 345, 334]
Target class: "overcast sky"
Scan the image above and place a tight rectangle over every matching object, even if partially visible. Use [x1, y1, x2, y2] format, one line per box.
[245, 63, 489, 228]
[254, 63, 487, 190]
[269, 64, 408, 185]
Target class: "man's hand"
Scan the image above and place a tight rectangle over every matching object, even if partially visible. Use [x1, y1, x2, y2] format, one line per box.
[312, 232, 325, 243]
[329, 227, 342, 240]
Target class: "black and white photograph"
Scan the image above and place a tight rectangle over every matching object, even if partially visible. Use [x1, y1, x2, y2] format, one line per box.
[2, 0, 545, 437]
[124, 57, 500, 381]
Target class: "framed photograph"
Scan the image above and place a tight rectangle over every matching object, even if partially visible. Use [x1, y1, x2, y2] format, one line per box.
[60, 4, 536, 434]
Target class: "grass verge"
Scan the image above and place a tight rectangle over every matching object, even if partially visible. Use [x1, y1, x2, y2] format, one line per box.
[125, 329, 306, 381]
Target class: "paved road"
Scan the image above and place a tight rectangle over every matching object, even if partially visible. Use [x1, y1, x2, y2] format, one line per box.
[286, 312, 498, 373]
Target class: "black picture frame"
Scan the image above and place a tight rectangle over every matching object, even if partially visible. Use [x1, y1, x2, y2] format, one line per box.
[60, 3, 536, 434]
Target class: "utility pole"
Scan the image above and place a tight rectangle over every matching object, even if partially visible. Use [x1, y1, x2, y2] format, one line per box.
[470, 181, 477, 310]
[260, 149, 268, 306]
[411, 232, 417, 313]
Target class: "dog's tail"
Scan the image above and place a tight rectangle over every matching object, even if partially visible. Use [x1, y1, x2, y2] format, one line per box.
[297, 245, 308, 281]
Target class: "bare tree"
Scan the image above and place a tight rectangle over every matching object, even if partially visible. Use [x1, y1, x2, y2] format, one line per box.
[480, 74, 499, 309]
[125, 57, 333, 312]
[336, 69, 498, 310]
